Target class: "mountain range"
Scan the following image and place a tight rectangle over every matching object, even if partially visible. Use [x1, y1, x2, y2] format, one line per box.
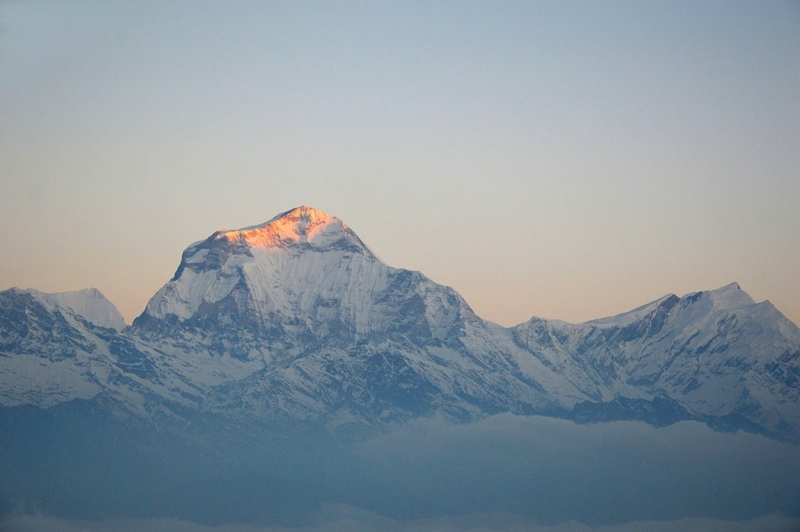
[2, 206, 799, 442]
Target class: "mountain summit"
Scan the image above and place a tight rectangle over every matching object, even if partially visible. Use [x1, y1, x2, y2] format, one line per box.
[213, 206, 371, 251]
[134, 206, 419, 359]
[140, 206, 380, 327]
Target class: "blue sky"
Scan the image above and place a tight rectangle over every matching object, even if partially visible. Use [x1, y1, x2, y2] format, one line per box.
[1, 1, 798, 326]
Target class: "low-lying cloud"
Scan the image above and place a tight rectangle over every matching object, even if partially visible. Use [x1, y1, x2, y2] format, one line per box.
[326, 415, 800, 524]
[3, 509, 800, 532]
[3, 415, 800, 530]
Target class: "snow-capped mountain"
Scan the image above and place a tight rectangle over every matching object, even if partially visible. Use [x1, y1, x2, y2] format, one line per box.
[0, 287, 136, 407]
[130, 206, 582, 425]
[1, 206, 799, 441]
[512, 283, 800, 437]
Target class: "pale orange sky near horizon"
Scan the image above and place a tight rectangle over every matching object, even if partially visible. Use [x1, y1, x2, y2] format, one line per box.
[1, 1, 798, 328]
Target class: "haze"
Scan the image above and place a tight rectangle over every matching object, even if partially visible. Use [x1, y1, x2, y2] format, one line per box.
[1, 1, 798, 328]
[3, 416, 800, 531]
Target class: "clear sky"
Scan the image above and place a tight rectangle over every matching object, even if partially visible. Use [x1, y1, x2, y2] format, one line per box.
[1, 1, 798, 327]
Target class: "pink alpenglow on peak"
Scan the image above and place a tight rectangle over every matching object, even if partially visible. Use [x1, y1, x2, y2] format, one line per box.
[215, 206, 349, 249]
[141, 206, 381, 322]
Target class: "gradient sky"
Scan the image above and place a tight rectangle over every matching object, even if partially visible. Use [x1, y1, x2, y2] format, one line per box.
[1, 1, 798, 327]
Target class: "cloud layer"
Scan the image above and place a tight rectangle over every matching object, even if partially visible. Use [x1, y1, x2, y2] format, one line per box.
[3, 415, 799, 530]
[3, 509, 800, 532]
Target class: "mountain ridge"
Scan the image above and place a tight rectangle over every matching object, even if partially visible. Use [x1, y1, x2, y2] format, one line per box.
[2, 206, 799, 441]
